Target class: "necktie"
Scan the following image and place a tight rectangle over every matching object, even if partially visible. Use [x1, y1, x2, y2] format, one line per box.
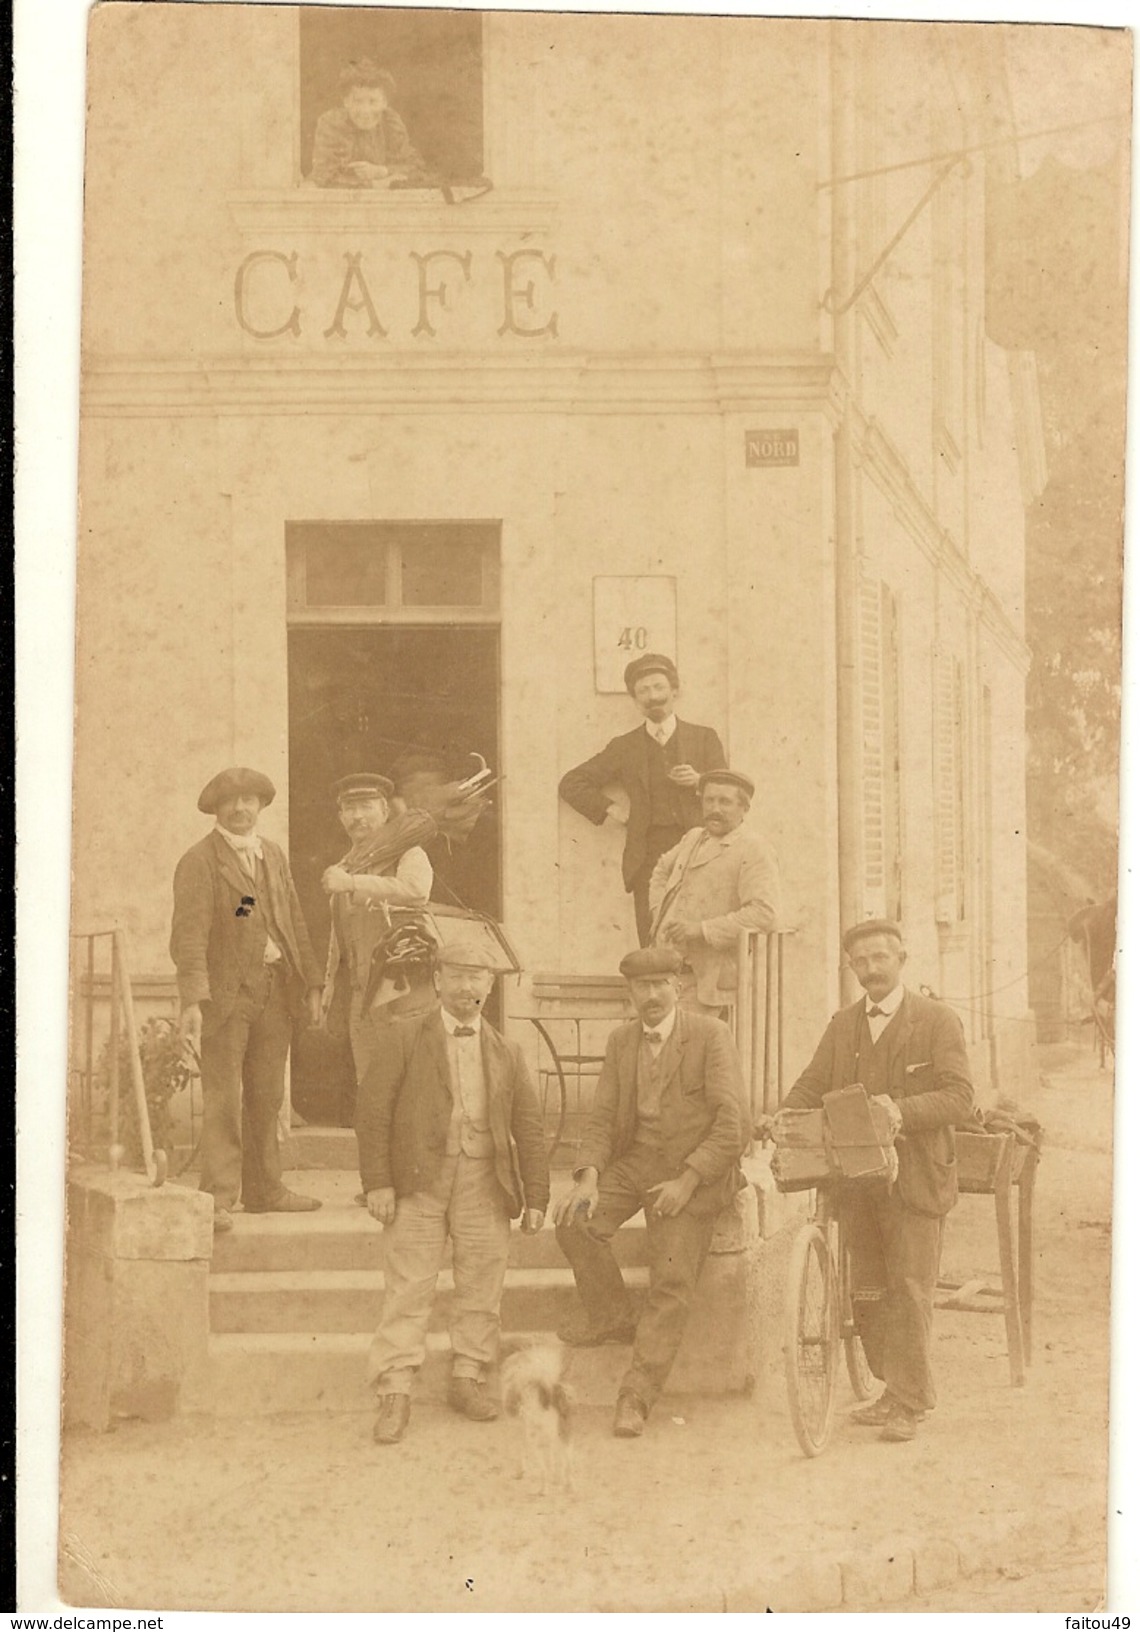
[644, 1030, 662, 1044]
[868, 1006, 885, 1018]
[453, 1026, 476, 1037]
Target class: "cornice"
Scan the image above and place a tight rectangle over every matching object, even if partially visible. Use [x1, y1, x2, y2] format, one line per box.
[225, 188, 561, 239]
[81, 350, 843, 419]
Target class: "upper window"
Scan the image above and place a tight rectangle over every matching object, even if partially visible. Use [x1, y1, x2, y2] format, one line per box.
[299, 8, 484, 188]
[287, 522, 500, 623]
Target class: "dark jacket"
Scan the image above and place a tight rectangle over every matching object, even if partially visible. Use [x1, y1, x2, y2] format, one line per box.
[558, 719, 727, 889]
[355, 1010, 550, 1219]
[578, 1009, 748, 1215]
[169, 830, 324, 1034]
[781, 989, 975, 1217]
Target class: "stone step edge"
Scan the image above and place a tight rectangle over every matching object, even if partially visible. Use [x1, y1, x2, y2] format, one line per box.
[210, 1266, 648, 1296]
[723, 1498, 1105, 1612]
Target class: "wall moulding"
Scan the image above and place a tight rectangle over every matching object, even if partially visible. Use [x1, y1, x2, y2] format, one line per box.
[226, 190, 560, 240]
[81, 351, 844, 420]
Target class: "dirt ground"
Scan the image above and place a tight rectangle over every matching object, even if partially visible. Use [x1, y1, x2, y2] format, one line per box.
[57, 1043, 1116, 1614]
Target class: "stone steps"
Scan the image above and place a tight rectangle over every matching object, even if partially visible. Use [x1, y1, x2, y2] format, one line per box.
[209, 1264, 648, 1335]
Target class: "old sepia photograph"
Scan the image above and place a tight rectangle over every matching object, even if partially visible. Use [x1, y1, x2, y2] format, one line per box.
[17, 0, 1134, 1613]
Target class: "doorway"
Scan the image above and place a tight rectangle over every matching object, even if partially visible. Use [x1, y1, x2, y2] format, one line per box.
[287, 624, 501, 1122]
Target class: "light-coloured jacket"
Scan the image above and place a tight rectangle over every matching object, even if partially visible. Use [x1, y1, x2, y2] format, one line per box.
[649, 824, 781, 1005]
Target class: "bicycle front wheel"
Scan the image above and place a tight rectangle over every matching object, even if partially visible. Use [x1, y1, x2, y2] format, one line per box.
[784, 1222, 840, 1457]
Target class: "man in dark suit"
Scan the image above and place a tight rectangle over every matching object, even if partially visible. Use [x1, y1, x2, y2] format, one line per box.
[558, 654, 727, 944]
[778, 920, 974, 1442]
[356, 941, 550, 1445]
[553, 946, 748, 1438]
[170, 767, 325, 1232]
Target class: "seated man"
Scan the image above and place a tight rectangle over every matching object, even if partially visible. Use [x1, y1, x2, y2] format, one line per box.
[310, 58, 424, 190]
[777, 919, 974, 1443]
[553, 946, 748, 1438]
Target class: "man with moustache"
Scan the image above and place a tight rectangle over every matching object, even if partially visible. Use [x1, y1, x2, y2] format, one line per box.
[356, 942, 549, 1445]
[553, 946, 747, 1438]
[777, 920, 974, 1443]
[649, 769, 781, 1016]
[170, 767, 324, 1232]
[558, 654, 727, 945]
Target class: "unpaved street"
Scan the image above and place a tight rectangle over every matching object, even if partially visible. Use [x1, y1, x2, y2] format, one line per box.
[58, 1044, 1114, 1613]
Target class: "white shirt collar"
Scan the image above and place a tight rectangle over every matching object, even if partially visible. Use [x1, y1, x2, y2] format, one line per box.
[644, 714, 677, 744]
[442, 1008, 483, 1037]
[215, 823, 263, 858]
[865, 984, 905, 1017]
[642, 1006, 678, 1043]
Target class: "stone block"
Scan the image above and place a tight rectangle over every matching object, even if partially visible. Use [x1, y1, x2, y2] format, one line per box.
[763, 1557, 845, 1611]
[64, 1171, 212, 1431]
[67, 1170, 213, 1261]
[839, 1539, 915, 1608]
[913, 1536, 961, 1594]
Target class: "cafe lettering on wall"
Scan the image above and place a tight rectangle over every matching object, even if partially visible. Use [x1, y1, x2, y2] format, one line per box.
[234, 247, 559, 341]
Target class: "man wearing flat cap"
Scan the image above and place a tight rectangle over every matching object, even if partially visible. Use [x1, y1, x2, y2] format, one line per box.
[322, 773, 435, 1092]
[559, 654, 727, 945]
[777, 920, 974, 1442]
[649, 769, 781, 1015]
[553, 945, 748, 1437]
[170, 768, 325, 1231]
[356, 940, 549, 1444]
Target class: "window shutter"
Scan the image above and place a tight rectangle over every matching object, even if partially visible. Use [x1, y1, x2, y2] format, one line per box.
[934, 652, 966, 923]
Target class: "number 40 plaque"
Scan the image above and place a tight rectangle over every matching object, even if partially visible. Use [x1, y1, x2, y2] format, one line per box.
[592, 576, 678, 693]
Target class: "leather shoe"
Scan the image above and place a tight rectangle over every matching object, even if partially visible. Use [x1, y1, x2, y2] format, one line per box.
[880, 1401, 919, 1442]
[850, 1392, 895, 1427]
[557, 1315, 637, 1348]
[212, 1208, 234, 1234]
[448, 1377, 499, 1421]
[373, 1393, 410, 1444]
[613, 1391, 647, 1438]
[244, 1190, 322, 1214]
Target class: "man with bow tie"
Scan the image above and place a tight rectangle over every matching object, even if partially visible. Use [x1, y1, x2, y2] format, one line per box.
[777, 920, 974, 1443]
[170, 767, 325, 1232]
[552, 946, 748, 1438]
[558, 653, 727, 945]
[356, 941, 549, 1445]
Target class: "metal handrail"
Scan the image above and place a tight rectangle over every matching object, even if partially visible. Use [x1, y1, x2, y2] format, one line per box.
[69, 926, 167, 1187]
[735, 929, 792, 1124]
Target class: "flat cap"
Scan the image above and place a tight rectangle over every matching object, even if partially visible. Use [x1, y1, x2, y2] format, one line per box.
[698, 768, 755, 799]
[624, 652, 679, 693]
[435, 938, 496, 971]
[842, 918, 904, 953]
[197, 767, 276, 814]
[333, 772, 394, 805]
[618, 945, 683, 980]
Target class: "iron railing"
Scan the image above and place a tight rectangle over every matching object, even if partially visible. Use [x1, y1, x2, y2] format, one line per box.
[69, 927, 167, 1186]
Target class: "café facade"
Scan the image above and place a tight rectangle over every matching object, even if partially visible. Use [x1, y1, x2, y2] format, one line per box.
[73, 8, 1043, 1112]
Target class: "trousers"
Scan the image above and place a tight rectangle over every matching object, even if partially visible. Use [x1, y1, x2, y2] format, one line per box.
[198, 962, 292, 1211]
[846, 1183, 946, 1414]
[631, 824, 686, 946]
[555, 1145, 718, 1410]
[368, 1152, 512, 1395]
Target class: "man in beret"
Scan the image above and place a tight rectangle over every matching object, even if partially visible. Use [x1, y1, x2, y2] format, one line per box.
[553, 946, 748, 1437]
[322, 773, 434, 1091]
[559, 654, 727, 945]
[170, 768, 325, 1231]
[777, 920, 974, 1442]
[356, 941, 549, 1445]
[649, 769, 781, 1015]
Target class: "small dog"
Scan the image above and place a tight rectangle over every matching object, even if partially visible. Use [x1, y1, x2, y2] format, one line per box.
[500, 1342, 575, 1494]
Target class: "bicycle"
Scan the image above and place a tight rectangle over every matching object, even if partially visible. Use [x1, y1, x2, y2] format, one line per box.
[783, 1181, 877, 1457]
